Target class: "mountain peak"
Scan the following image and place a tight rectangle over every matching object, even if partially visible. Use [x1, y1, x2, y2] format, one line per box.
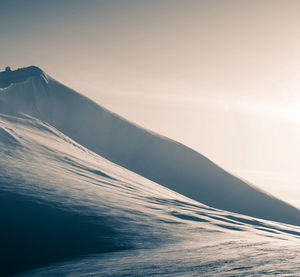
[0, 66, 44, 88]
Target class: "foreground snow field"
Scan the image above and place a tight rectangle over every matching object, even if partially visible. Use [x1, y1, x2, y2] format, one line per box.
[1, 112, 300, 276]
[1, 67, 300, 276]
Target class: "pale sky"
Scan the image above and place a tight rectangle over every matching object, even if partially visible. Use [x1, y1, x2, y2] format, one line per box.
[1, 0, 300, 206]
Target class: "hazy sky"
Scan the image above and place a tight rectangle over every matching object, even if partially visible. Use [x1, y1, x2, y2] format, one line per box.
[1, 0, 300, 205]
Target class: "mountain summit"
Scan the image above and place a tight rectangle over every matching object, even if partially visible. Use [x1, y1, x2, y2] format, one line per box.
[1, 66, 300, 227]
[0, 66, 44, 88]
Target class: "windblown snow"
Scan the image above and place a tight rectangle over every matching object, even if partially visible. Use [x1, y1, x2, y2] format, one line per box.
[1, 67, 300, 276]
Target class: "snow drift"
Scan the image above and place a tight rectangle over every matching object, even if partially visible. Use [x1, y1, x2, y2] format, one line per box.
[1, 66, 300, 227]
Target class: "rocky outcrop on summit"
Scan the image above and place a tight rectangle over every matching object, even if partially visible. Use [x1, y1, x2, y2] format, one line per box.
[0, 66, 43, 88]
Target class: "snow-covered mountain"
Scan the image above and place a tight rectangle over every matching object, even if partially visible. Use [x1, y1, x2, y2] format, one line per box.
[1, 66, 300, 276]
[1, 66, 299, 226]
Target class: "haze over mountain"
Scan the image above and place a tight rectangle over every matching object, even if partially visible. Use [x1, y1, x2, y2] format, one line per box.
[1, 66, 300, 227]
[2, 1, 300, 275]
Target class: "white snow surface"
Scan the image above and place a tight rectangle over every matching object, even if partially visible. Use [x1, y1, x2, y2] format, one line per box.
[1, 67, 300, 275]
[1, 112, 300, 276]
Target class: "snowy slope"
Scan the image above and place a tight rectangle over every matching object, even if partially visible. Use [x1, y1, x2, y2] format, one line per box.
[1, 66, 300, 228]
[1, 113, 300, 276]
